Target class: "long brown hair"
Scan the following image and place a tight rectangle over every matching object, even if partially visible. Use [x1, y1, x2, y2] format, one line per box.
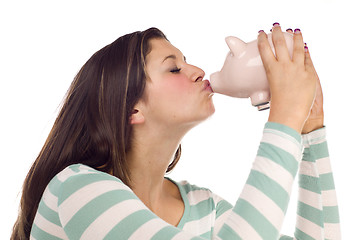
[11, 27, 181, 240]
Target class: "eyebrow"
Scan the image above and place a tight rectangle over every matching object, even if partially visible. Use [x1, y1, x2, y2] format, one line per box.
[162, 54, 187, 63]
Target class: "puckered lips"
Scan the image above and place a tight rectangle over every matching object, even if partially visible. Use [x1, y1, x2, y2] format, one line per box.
[202, 80, 213, 92]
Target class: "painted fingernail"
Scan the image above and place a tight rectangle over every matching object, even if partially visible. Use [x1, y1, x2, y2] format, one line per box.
[286, 28, 293, 32]
[270, 29, 272, 32]
[273, 22, 280, 27]
[258, 30, 265, 34]
[304, 43, 308, 52]
[294, 28, 301, 34]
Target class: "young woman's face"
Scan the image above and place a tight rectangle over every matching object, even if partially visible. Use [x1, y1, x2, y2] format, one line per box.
[141, 38, 215, 129]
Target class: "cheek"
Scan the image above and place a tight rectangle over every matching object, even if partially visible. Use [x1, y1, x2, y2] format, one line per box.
[148, 76, 195, 115]
[146, 72, 198, 103]
[161, 76, 194, 98]
[165, 76, 189, 91]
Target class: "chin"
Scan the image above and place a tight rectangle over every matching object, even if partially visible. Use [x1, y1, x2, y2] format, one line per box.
[207, 100, 216, 115]
[199, 104, 216, 122]
[183, 109, 214, 128]
[179, 100, 215, 127]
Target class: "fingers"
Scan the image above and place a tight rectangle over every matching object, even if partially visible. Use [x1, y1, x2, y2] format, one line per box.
[271, 23, 291, 61]
[304, 45, 319, 104]
[292, 29, 306, 64]
[258, 24, 309, 71]
[257, 30, 276, 72]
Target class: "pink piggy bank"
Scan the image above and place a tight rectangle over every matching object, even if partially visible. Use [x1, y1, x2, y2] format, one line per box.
[210, 32, 294, 110]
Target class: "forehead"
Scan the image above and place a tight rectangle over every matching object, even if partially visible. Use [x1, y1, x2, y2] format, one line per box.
[146, 38, 183, 63]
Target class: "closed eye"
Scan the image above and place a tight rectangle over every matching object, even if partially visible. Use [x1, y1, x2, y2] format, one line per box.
[170, 68, 181, 73]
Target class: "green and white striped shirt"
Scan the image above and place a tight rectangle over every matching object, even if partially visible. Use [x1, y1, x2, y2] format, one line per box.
[30, 122, 341, 239]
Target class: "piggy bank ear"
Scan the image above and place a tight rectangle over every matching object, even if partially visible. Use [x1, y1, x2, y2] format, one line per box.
[225, 36, 246, 57]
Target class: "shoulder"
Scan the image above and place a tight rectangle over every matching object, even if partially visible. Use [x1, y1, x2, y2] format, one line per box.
[46, 165, 157, 239]
[54, 164, 131, 205]
[56, 163, 118, 182]
[55, 163, 124, 188]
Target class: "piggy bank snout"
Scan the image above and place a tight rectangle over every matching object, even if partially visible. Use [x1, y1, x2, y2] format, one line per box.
[209, 71, 218, 85]
[209, 71, 222, 92]
[209, 71, 218, 81]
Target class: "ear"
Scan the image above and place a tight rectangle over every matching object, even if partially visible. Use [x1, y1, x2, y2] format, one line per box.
[130, 109, 145, 125]
[225, 36, 246, 57]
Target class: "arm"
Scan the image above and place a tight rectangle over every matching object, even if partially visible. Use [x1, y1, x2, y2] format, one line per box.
[214, 126, 341, 240]
[279, 127, 341, 240]
[311, 130, 341, 239]
[213, 122, 303, 239]
[279, 26, 340, 239]
[298, 127, 340, 239]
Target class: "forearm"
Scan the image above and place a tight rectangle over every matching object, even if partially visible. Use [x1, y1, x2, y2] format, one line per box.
[301, 127, 341, 239]
[216, 122, 303, 239]
[278, 127, 341, 240]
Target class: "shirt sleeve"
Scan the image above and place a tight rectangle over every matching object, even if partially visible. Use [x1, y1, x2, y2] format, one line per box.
[214, 122, 304, 239]
[279, 127, 341, 240]
[58, 122, 337, 240]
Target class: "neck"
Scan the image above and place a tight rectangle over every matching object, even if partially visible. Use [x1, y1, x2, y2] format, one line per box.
[126, 121, 190, 211]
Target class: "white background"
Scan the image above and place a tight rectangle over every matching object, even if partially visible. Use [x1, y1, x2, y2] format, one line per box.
[1, 0, 359, 239]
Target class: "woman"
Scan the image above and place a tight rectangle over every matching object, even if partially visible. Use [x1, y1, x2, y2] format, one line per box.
[12, 23, 340, 239]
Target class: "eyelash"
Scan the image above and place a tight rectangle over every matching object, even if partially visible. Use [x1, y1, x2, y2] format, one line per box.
[170, 67, 181, 73]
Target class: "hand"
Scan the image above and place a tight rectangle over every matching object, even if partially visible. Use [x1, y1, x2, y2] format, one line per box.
[283, 29, 324, 134]
[257, 23, 317, 134]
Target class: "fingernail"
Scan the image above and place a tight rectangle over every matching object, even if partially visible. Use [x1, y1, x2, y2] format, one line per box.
[294, 28, 301, 34]
[273, 22, 280, 27]
[304, 43, 308, 52]
[286, 28, 293, 32]
[258, 30, 264, 34]
[270, 29, 272, 32]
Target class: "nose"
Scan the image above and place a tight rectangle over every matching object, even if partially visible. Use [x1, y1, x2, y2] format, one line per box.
[188, 64, 205, 82]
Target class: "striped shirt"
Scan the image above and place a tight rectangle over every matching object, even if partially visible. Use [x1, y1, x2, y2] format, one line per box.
[30, 122, 341, 239]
